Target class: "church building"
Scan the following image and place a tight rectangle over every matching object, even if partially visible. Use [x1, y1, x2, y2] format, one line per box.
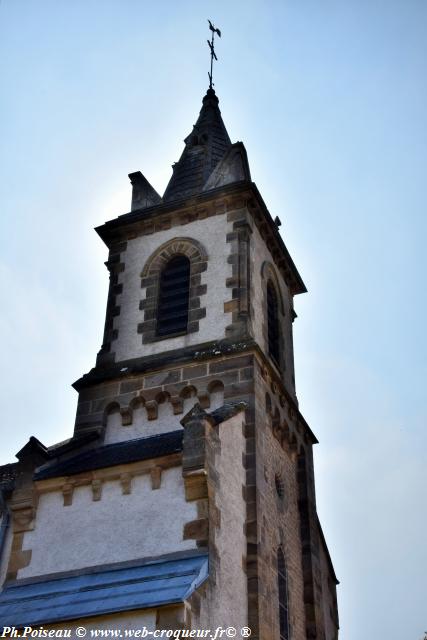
[0, 77, 339, 638]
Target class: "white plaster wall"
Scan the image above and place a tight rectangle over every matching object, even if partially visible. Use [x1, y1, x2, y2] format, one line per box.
[199, 413, 247, 630]
[209, 390, 224, 411]
[20, 467, 197, 578]
[114, 215, 233, 362]
[46, 609, 156, 638]
[104, 390, 224, 445]
[182, 395, 198, 415]
[250, 225, 294, 385]
[104, 404, 183, 445]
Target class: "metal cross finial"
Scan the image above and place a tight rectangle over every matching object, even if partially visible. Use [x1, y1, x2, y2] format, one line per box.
[207, 19, 221, 89]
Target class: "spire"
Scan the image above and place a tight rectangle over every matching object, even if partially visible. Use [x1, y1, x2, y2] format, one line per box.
[163, 88, 232, 203]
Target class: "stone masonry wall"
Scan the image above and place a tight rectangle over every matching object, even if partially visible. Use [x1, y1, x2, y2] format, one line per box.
[179, 406, 247, 635]
[319, 538, 339, 640]
[252, 361, 306, 640]
[108, 214, 233, 362]
[192, 412, 248, 632]
[103, 389, 223, 445]
[74, 356, 252, 438]
[74, 350, 327, 639]
[250, 224, 296, 398]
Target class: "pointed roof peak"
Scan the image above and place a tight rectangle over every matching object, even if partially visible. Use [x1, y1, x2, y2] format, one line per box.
[202, 87, 219, 105]
[192, 87, 228, 136]
[163, 89, 232, 203]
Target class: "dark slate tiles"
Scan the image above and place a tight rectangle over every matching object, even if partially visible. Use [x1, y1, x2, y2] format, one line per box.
[34, 430, 184, 480]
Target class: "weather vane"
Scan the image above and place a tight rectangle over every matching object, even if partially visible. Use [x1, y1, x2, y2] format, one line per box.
[207, 19, 221, 89]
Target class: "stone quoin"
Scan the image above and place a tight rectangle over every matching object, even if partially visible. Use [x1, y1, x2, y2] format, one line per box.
[0, 82, 339, 639]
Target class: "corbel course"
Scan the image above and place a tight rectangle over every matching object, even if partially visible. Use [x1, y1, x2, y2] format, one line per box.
[150, 466, 162, 490]
[34, 454, 182, 499]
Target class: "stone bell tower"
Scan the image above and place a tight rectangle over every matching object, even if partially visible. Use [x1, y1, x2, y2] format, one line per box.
[0, 86, 339, 640]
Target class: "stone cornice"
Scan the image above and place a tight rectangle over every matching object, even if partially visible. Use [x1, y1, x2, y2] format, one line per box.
[73, 337, 318, 446]
[95, 181, 250, 244]
[34, 453, 182, 494]
[95, 180, 306, 296]
[73, 337, 257, 390]
[248, 183, 307, 295]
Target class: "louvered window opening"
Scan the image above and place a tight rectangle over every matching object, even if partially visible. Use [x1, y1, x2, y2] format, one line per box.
[156, 256, 190, 337]
[267, 282, 280, 365]
[278, 549, 290, 640]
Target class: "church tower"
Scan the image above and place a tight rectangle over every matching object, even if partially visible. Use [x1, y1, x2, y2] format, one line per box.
[0, 84, 339, 637]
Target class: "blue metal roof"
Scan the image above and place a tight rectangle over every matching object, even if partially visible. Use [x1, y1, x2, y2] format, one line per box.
[0, 552, 208, 627]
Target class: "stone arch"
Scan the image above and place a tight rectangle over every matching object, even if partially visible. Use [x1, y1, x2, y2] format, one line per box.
[102, 401, 121, 427]
[180, 384, 198, 414]
[126, 396, 148, 429]
[265, 392, 272, 415]
[141, 237, 208, 278]
[155, 391, 173, 423]
[139, 238, 208, 344]
[272, 407, 280, 434]
[129, 396, 145, 411]
[207, 380, 224, 410]
[281, 420, 290, 441]
[207, 380, 224, 394]
[261, 261, 285, 314]
[272, 419, 282, 443]
[155, 391, 171, 405]
[261, 261, 286, 371]
[180, 385, 198, 399]
[289, 432, 298, 456]
[103, 402, 123, 444]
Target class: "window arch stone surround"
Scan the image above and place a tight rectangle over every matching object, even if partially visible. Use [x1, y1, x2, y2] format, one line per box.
[261, 261, 285, 314]
[138, 237, 208, 344]
[261, 261, 286, 371]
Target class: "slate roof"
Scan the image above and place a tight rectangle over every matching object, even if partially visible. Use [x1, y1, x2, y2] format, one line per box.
[34, 430, 183, 480]
[0, 552, 208, 627]
[163, 88, 231, 202]
[0, 463, 18, 490]
[180, 401, 247, 427]
[13, 432, 100, 465]
[209, 402, 247, 425]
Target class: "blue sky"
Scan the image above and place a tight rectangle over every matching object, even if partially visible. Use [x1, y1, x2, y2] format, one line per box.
[1, 1, 426, 638]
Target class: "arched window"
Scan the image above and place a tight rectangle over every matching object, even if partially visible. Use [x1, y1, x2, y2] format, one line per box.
[139, 238, 207, 345]
[156, 255, 190, 337]
[267, 280, 280, 365]
[278, 548, 290, 640]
